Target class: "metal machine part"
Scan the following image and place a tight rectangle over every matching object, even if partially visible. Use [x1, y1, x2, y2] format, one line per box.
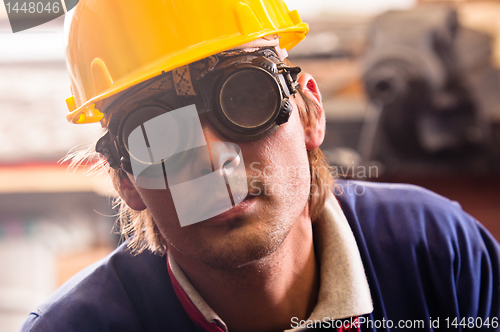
[361, 6, 494, 160]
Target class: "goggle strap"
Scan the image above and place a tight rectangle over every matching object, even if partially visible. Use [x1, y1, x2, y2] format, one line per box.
[278, 64, 301, 94]
[96, 132, 121, 169]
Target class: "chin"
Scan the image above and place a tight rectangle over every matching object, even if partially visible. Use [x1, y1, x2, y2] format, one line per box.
[188, 219, 292, 271]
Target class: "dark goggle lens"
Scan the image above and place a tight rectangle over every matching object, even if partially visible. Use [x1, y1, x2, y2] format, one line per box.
[121, 106, 173, 165]
[220, 68, 280, 129]
[120, 105, 204, 178]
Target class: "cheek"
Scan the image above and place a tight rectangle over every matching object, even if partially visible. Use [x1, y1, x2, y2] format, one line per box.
[272, 103, 309, 167]
[250, 106, 311, 197]
[277, 141, 309, 190]
[136, 188, 182, 232]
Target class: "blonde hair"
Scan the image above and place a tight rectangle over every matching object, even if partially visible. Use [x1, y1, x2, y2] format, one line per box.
[69, 88, 334, 256]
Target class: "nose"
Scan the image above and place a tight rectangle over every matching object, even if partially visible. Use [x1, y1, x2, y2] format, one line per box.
[162, 111, 243, 186]
[200, 117, 242, 174]
[200, 119, 248, 207]
[209, 142, 242, 175]
[166, 116, 248, 227]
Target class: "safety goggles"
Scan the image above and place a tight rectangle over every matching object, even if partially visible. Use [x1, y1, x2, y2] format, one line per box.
[96, 48, 301, 175]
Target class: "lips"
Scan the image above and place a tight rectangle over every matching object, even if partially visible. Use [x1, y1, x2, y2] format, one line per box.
[201, 192, 258, 225]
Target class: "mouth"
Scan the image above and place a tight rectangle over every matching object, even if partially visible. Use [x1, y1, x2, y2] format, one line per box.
[201, 192, 258, 226]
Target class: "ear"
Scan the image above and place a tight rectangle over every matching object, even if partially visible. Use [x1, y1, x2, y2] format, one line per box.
[297, 73, 326, 150]
[115, 171, 147, 211]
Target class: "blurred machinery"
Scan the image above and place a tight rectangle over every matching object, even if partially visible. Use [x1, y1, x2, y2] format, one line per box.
[360, 5, 500, 172]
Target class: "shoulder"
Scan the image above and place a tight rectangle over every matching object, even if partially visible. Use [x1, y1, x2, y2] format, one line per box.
[333, 179, 497, 260]
[333, 179, 462, 214]
[334, 180, 500, 320]
[20, 243, 193, 332]
[333, 179, 475, 243]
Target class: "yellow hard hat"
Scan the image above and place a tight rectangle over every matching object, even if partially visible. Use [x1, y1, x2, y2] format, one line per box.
[64, 0, 309, 124]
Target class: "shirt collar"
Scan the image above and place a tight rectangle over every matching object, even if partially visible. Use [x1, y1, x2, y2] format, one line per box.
[167, 193, 373, 332]
[167, 251, 227, 332]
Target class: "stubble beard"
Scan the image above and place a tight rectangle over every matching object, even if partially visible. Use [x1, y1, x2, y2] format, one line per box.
[196, 214, 294, 271]
[163, 170, 310, 271]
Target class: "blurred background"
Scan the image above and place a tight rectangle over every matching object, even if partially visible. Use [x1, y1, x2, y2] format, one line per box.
[1, 0, 499, 331]
[0, 5, 115, 331]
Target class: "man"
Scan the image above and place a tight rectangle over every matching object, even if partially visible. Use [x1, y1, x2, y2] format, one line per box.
[21, 0, 500, 331]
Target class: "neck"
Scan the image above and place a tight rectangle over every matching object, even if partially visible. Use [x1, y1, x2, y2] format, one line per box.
[169, 211, 318, 332]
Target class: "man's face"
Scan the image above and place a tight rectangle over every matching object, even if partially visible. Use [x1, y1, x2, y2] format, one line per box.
[127, 96, 313, 270]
